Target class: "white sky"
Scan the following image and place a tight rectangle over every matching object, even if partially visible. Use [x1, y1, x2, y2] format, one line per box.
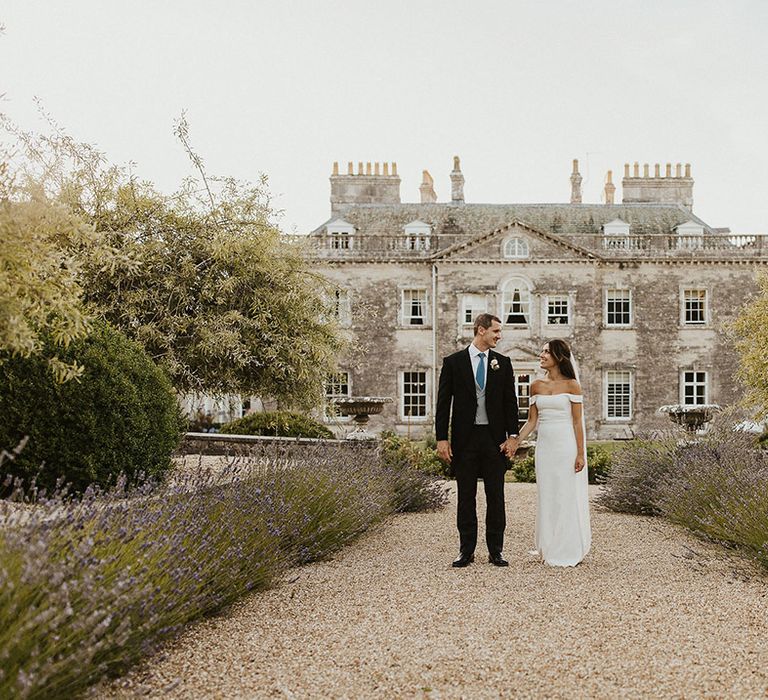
[2, 0, 767, 234]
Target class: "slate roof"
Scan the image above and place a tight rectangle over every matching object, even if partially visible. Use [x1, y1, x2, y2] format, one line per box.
[311, 202, 714, 246]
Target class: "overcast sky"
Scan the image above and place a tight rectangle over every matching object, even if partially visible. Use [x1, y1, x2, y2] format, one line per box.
[2, 1, 767, 234]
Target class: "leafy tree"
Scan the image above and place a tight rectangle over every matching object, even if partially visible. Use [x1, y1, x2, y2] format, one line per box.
[4, 113, 346, 408]
[0, 159, 96, 381]
[732, 272, 768, 417]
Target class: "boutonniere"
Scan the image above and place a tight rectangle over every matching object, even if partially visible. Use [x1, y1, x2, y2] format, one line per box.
[490, 358, 500, 371]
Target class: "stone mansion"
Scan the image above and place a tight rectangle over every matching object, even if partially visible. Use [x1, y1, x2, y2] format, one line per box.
[307, 157, 768, 440]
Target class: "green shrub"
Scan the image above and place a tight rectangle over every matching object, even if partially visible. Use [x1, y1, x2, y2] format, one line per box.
[379, 432, 450, 511]
[508, 443, 612, 484]
[380, 430, 449, 478]
[587, 444, 612, 483]
[509, 451, 536, 482]
[220, 410, 334, 439]
[0, 323, 184, 493]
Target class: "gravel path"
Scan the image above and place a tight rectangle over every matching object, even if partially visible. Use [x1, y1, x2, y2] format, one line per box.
[98, 483, 768, 699]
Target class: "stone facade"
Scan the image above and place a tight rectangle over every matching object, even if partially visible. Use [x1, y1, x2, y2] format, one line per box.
[307, 158, 768, 440]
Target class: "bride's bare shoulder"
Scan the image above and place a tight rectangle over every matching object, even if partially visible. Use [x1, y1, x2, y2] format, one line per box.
[566, 378, 582, 395]
[530, 378, 546, 395]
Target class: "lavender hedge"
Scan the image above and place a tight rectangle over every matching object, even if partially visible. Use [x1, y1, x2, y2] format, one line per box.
[0, 441, 448, 698]
[597, 420, 768, 571]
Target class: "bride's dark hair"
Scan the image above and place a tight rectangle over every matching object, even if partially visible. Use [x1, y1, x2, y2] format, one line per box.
[547, 339, 576, 380]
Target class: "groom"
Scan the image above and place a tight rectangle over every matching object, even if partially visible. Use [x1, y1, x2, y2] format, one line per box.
[435, 313, 520, 567]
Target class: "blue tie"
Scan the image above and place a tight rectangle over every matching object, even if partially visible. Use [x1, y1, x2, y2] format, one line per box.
[476, 353, 486, 389]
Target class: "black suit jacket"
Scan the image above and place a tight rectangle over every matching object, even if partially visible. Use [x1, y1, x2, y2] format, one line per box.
[435, 347, 520, 457]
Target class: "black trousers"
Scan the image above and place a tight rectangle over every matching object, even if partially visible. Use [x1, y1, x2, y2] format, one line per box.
[454, 425, 507, 556]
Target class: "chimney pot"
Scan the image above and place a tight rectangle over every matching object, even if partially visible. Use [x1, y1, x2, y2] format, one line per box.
[624, 163, 630, 177]
[374, 162, 380, 175]
[383, 162, 389, 176]
[633, 162, 640, 177]
[332, 161, 339, 176]
[654, 163, 660, 177]
[665, 163, 672, 177]
[685, 163, 691, 177]
[643, 163, 649, 178]
[347, 161, 354, 175]
[392, 162, 398, 176]
[675, 163, 681, 177]
[358, 162, 363, 175]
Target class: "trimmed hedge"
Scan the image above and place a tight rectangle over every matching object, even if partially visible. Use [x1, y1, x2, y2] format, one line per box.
[220, 410, 334, 439]
[0, 324, 184, 493]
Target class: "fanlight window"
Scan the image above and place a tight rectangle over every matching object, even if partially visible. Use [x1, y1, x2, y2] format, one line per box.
[503, 237, 530, 259]
[502, 277, 531, 325]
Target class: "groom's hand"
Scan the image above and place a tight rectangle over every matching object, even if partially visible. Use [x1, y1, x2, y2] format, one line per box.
[436, 439, 452, 463]
[501, 436, 519, 458]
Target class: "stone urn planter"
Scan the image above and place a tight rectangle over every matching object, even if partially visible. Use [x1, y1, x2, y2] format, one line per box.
[658, 404, 721, 433]
[330, 396, 393, 440]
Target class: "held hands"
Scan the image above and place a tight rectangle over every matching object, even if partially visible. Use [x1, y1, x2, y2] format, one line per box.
[500, 436, 519, 459]
[436, 439, 452, 464]
[574, 455, 586, 473]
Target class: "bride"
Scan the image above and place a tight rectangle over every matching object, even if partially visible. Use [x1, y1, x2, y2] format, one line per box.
[513, 339, 591, 566]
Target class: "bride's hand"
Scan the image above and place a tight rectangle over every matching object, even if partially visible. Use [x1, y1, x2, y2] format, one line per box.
[574, 455, 585, 473]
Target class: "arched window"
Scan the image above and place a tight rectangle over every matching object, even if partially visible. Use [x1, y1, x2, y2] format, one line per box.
[503, 237, 530, 259]
[502, 277, 532, 326]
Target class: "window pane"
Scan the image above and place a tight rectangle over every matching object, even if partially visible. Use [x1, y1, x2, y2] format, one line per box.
[462, 294, 486, 325]
[403, 289, 426, 325]
[324, 372, 350, 418]
[547, 295, 570, 325]
[606, 370, 632, 418]
[402, 371, 427, 417]
[606, 289, 631, 326]
[503, 285, 530, 325]
[682, 370, 707, 405]
[517, 373, 531, 421]
[683, 289, 706, 325]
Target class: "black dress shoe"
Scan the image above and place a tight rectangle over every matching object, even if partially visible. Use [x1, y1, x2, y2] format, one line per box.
[452, 553, 475, 567]
[488, 553, 509, 567]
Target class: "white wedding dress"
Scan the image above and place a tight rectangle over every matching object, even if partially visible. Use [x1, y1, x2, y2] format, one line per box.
[530, 393, 591, 566]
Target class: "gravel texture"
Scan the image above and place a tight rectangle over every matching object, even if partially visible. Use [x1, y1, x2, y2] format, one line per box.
[97, 483, 768, 699]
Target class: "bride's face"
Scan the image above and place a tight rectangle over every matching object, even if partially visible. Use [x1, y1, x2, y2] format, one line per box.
[539, 345, 556, 371]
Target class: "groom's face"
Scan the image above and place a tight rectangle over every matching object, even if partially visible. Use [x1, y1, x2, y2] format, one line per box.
[477, 320, 502, 349]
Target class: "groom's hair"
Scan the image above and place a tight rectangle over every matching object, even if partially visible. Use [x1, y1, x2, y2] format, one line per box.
[473, 313, 501, 336]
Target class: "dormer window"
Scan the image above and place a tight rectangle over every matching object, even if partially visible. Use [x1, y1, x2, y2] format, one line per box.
[602, 219, 630, 250]
[503, 237, 530, 259]
[326, 219, 355, 250]
[674, 220, 705, 250]
[403, 220, 431, 251]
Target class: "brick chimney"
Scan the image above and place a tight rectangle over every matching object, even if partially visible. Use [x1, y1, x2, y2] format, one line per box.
[330, 160, 401, 215]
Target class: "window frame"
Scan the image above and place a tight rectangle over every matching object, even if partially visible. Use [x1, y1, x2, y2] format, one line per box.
[604, 288, 633, 328]
[680, 288, 708, 327]
[400, 288, 429, 327]
[681, 369, 708, 406]
[400, 369, 429, 421]
[324, 371, 352, 421]
[502, 236, 530, 259]
[461, 293, 487, 326]
[501, 276, 533, 328]
[544, 293, 571, 327]
[604, 369, 633, 421]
